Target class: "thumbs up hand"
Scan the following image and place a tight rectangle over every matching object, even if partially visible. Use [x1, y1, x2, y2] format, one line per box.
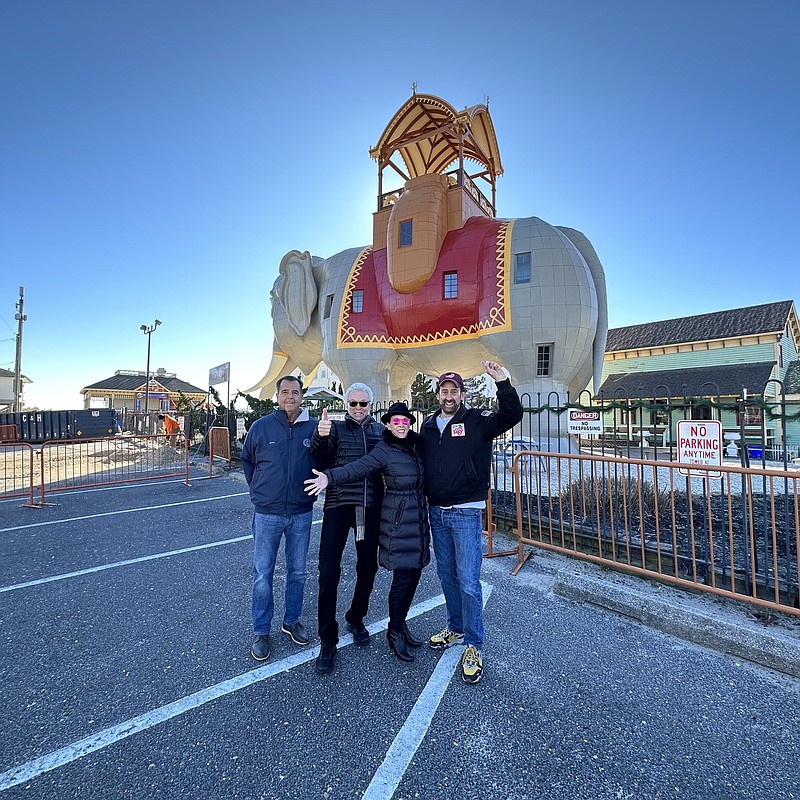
[318, 406, 332, 437]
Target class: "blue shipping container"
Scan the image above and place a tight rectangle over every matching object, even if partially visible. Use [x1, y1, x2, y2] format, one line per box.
[0, 409, 116, 442]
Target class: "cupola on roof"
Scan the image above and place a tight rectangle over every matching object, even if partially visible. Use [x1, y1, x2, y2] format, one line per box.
[369, 93, 503, 180]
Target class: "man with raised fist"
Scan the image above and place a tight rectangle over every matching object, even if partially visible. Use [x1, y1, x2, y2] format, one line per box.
[310, 383, 384, 674]
[421, 361, 523, 685]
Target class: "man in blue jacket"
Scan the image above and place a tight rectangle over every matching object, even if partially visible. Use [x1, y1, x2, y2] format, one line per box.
[241, 375, 318, 661]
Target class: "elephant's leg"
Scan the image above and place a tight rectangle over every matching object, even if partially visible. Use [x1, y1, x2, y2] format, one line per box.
[369, 370, 394, 407]
[326, 347, 397, 406]
[389, 367, 416, 406]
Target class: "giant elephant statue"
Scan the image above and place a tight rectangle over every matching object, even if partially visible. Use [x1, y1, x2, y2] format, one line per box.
[250, 214, 607, 448]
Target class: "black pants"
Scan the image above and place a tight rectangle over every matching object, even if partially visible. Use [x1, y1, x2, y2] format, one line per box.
[317, 504, 380, 645]
[388, 567, 422, 632]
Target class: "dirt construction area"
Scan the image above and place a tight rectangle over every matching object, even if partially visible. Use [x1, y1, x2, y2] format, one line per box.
[0, 436, 186, 498]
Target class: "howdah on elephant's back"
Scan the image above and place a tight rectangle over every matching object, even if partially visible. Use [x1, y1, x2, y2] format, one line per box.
[338, 217, 512, 348]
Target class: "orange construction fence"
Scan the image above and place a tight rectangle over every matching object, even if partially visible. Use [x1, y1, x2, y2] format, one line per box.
[0, 433, 189, 506]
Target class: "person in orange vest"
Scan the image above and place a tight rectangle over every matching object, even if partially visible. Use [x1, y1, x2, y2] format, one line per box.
[158, 413, 180, 446]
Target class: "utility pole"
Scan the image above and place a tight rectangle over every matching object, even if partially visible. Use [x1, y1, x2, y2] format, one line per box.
[13, 286, 27, 412]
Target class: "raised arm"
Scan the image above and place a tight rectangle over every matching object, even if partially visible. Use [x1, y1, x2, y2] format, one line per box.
[481, 360, 523, 438]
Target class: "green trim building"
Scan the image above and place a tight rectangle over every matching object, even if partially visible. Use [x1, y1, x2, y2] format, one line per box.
[598, 300, 800, 453]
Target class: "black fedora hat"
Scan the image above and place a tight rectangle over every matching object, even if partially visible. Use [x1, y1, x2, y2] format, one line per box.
[381, 402, 416, 425]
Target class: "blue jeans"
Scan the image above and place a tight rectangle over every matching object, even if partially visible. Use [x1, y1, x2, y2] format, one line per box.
[251, 511, 312, 635]
[429, 506, 484, 648]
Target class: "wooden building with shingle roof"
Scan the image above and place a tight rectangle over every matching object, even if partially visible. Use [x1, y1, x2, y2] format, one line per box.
[80, 369, 206, 412]
[598, 300, 800, 453]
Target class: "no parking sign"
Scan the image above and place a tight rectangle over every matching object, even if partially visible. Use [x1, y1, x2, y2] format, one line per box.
[676, 420, 722, 478]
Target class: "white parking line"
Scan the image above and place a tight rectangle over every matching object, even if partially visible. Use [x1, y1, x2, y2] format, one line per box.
[1, 536, 247, 593]
[362, 584, 493, 800]
[0, 476, 195, 506]
[0, 520, 323, 593]
[0, 492, 250, 534]
[0, 593, 447, 792]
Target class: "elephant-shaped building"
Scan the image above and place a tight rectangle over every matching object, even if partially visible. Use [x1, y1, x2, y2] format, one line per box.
[248, 92, 608, 445]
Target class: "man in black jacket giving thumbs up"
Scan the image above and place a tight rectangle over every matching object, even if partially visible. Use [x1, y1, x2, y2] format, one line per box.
[309, 383, 384, 674]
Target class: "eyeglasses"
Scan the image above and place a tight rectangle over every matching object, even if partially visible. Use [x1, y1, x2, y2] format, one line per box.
[390, 416, 411, 425]
[348, 400, 369, 407]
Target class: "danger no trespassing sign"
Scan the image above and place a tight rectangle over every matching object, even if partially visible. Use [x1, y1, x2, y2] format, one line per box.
[676, 420, 722, 478]
[567, 409, 603, 435]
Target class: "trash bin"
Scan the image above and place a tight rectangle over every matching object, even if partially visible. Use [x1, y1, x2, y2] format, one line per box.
[0, 423, 18, 442]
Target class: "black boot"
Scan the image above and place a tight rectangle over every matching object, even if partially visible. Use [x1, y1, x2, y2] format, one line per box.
[387, 628, 414, 662]
[315, 642, 337, 675]
[400, 622, 423, 648]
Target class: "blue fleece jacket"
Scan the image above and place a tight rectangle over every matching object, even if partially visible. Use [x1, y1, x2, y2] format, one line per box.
[241, 409, 318, 516]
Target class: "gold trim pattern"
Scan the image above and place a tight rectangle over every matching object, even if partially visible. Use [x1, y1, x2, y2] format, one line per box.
[337, 221, 514, 350]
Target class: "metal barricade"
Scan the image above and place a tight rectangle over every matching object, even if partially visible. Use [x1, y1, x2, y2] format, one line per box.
[208, 427, 231, 476]
[508, 449, 800, 616]
[38, 433, 189, 504]
[0, 442, 36, 506]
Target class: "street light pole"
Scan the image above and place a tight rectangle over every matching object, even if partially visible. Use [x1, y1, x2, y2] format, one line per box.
[140, 319, 162, 428]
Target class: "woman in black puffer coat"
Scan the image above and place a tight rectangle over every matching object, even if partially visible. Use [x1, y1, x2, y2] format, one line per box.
[305, 402, 430, 662]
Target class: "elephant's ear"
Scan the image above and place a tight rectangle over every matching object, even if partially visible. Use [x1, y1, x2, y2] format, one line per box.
[277, 250, 318, 337]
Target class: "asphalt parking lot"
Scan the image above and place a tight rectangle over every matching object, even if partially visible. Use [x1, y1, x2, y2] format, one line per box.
[1, 470, 799, 800]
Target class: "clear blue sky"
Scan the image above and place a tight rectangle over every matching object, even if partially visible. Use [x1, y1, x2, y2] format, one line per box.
[2, 0, 798, 410]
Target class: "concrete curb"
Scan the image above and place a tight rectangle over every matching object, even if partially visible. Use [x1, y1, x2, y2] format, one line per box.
[553, 569, 800, 678]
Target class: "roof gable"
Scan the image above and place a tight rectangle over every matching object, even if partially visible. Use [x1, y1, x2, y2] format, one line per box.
[606, 300, 796, 352]
[598, 361, 776, 398]
[0, 368, 31, 382]
[82, 374, 206, 394]
[369, 93, 503, 180]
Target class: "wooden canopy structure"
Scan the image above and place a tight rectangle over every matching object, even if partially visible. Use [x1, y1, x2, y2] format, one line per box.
[369, 92, 503, 213]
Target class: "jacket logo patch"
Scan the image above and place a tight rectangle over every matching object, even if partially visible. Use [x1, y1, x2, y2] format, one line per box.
[450, 423, 465, 437]
[481, 410, 493, 416]
[303, 438, 311, 447]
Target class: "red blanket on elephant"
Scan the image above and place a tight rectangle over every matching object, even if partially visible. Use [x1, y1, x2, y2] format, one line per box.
[337, 217, 512, 348]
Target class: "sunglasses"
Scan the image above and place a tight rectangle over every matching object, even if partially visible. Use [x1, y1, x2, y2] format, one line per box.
[390, 416, 411, 425]
[348, 400, 369, 407]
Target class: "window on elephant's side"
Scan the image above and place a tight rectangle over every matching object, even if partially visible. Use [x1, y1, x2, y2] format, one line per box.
[352, 290, 363, 313]
[443, 271, 458, 299]
[537, 345, 552, 376]
[323, 294, 334, 320]
[399, 219, 413, 247]
[515, 252, 531, 284]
